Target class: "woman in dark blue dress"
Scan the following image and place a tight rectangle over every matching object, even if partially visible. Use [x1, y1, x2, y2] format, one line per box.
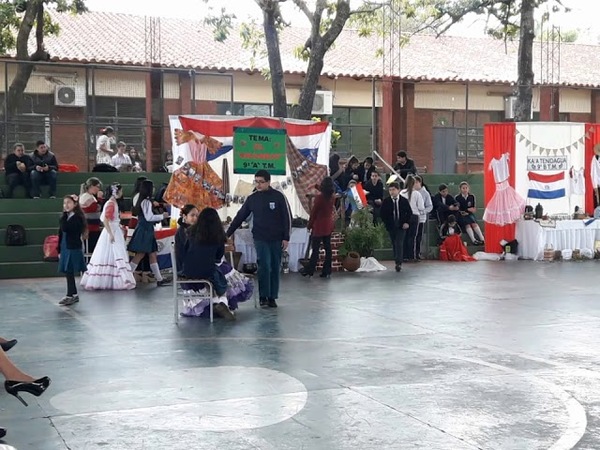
[58, 194, 87, 306]
[180, 207, 235, 321]
[128, 180, 170, 286]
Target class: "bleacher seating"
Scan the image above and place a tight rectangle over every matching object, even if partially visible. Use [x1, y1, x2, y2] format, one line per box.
[0, 172, 171, 279]
[0, 172, 484, 279]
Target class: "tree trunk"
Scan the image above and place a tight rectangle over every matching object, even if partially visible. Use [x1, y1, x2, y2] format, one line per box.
[0, 0, 47, 122]
[295, 40, 325, 119]
[262, 3, 288, 118]
[514, 0, 535, 121]
[293, 1, 352, 120]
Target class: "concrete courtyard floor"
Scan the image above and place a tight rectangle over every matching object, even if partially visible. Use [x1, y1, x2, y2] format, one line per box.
[1, 260, 599, 450]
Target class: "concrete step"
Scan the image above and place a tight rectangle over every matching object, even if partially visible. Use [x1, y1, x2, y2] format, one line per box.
[0, 212, 60, 229]
[0, 227, 57, 246]
[0, 198, 64, 213]
[0, 184, 136, 199]
[0, 245, 44, 263]
[0, 261, 59, 279]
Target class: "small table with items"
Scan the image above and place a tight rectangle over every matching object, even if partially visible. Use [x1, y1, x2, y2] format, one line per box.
[516, 219, 600, 260]
[233, 227, 310, 273]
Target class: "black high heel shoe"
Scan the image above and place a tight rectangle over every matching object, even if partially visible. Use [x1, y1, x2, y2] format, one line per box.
[0, 339, 17, 352]
[0, 427, 6, 439]
[5, 376, 51, 406]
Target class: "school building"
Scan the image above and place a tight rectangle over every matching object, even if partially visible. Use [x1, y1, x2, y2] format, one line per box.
[1, 10, 599, 172]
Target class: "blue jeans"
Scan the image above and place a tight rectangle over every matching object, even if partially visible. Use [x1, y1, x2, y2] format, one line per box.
[31, 169, 57, 197]
[254, 240, 282, 300]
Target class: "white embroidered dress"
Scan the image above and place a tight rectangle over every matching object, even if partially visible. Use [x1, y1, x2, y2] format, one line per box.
[483, 153, 525, 225]
[80, 199, 136, 290]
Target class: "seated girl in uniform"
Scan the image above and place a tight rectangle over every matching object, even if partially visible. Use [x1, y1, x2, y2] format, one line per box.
[454, 181, 485, 245]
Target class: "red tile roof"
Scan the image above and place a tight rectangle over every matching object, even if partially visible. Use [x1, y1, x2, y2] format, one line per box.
[16, 10, 600, 88]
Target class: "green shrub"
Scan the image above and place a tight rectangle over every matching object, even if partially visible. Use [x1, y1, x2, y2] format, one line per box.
[340, 209, 384, 257]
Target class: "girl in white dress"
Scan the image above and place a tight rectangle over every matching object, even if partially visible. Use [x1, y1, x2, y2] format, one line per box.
[80, 183, 136, 290]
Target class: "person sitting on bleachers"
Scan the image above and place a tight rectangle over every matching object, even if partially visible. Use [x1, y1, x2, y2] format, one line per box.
[28, 140, 58, 199]
[455, 181, 485, 246]
[4, 143, 32, 198]
[111, 142, 132, 172]
[363, 170, 384, 223]
[432, 183, 459, 225]
[438, 214, 475, 262]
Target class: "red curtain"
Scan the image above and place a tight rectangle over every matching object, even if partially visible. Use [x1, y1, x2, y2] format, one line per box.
[483, 123, 516, 253]
[585, 123, 600, 214]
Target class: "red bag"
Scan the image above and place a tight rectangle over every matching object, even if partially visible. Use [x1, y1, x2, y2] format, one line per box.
[43, 235, 59, 262]
[58, 164, 79, 172]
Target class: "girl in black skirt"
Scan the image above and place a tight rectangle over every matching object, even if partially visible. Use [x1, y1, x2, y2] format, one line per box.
[128, 180, 170, 286]
[58, 195, 87, 306]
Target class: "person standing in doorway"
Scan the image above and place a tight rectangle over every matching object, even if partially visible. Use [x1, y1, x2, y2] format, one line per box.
[226, 170, 291, 308]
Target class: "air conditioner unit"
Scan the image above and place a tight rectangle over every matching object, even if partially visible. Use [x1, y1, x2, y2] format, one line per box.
[312, 90, 333, 115]
[504, 96, 517, 119]
[54, 85, 86, 107]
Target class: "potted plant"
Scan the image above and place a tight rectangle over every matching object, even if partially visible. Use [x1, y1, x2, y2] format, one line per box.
[339, 209, 384, 271]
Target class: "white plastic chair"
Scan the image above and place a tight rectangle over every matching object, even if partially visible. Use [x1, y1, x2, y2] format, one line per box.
[170, 241, 215, 324]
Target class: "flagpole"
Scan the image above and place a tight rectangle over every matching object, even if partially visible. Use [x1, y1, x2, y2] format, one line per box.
[373, 151, 405, 184]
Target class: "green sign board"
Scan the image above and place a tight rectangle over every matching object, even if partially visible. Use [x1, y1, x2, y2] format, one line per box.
[233, 127, 287, 175]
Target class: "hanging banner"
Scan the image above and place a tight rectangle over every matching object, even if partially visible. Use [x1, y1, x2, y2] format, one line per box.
[526, 156, 567, 171]
[233, 127, 287, 175]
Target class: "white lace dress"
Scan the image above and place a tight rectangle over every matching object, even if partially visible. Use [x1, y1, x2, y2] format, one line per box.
[80, 199, 136, 290]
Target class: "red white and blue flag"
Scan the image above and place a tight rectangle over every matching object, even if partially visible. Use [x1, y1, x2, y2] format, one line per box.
[177, 116, 329, 163]
[347, 183, 368, 210]
[527, 171, 566, 200]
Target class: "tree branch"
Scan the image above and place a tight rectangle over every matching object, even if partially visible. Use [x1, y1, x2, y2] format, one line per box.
[322, 0, 352, 49]
[348, 2, 386, 17]
[291, 0, 312, 21]
[15, 0, 39, 59]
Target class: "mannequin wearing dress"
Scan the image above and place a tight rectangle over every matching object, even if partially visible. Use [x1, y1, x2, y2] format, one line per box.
[483, 152, 525, 226]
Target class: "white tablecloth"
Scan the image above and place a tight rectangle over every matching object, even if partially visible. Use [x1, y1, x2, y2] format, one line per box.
[516, 219, 600, 260]
[233, 228, 310, 272]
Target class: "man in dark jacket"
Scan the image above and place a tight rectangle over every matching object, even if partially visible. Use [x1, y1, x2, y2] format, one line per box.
[393, 151, 417, 180]
[4, 143, 32, 198]
[226, 170, 291, 308]
[28, 140, 58, 198]
[432, 183, 460, 225]
[380, 182, 413, 272]
[363, 170, 384, 223]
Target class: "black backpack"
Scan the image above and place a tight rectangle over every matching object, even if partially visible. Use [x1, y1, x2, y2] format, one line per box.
[5, 224, 27, 246]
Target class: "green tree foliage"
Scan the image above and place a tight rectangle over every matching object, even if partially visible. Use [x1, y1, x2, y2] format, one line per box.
[0, 0, 87, 121]
[203, 0, 384, 119]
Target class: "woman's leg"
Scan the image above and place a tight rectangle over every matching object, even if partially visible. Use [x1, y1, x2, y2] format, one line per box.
[306, 237, 321, 275]
[0, 347, 35, 382]
[148, 252, 164, 282]
[415, 222, 425, 260]
[404, 215, 418, 260]
[130, 252, 145, 270]
[472, 222, 485, 242]
[322, 235, 333, 275]
[464, 224, 476, 243]
[66, 272, 77, 296]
